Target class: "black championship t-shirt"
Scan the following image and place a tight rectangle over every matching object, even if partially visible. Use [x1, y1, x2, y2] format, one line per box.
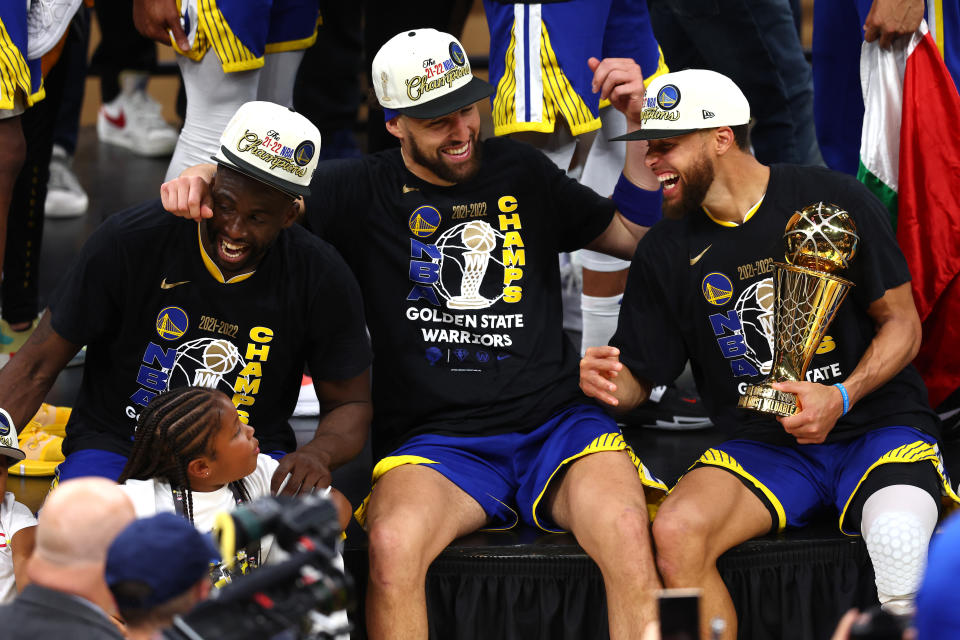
[612, 164, 939, 445]
[50, 200, 372, 456]
[305, 137, 616, 458]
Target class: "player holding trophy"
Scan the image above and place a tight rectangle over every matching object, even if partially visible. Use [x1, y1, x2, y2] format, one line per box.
[579, 69, 959, 638]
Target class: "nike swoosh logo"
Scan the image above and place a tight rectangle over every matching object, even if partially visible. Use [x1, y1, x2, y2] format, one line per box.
[402, 184, 419, 193]
[101, 108, 125, 129]
[689, 244, 712, 266]
[160, 278, 190, 290]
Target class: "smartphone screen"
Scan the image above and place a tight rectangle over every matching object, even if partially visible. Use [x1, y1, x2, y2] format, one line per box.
[658, 588, 701, 640]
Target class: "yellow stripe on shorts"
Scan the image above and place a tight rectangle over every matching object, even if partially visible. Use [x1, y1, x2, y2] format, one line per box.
[174, 0, 262, 72]
[838, 440, 960, 535]
[0, 18, 42, 110]
[531, 432, 668, 533]
[692, 448, 788, 532]
[353, 455, 439, 527]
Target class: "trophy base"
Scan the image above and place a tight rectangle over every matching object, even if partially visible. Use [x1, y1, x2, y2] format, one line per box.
[738, 384, 798, 417]
[447, 297, 489, 310]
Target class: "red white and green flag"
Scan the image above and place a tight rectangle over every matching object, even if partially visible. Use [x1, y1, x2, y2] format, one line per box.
[858, 21, 960, 409]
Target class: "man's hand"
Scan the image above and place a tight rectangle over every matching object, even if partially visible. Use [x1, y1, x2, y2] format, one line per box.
[161, 169, 216, 221]
[133, 0, 189, 50]
[271, 442, 333, 496]
[580, 346, 625, 406]
[587, 57, 646, 122]
[863, 0, 924, 48]
[774, 381, 845, 444]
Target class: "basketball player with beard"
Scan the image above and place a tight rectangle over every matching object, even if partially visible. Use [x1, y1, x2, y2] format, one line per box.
[164, 27, 672, 640]
[580, 69, 959, 638]
[0, 101, 372, 497]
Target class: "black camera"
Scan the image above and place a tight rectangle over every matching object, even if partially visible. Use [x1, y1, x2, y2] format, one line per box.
[163, 493, 353, 640]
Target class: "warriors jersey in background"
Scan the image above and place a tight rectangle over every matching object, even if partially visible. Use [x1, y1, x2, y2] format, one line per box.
[484, 0, 667, 137]
[174, 0, 320, 71]
[0, 4, 44, 111]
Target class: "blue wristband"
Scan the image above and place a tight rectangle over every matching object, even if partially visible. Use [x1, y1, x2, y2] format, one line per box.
[612, 173, 663, 227]
[833, 383, 850, 416]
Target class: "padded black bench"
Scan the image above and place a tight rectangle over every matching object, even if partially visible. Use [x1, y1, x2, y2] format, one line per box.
[342, 521, 876, 640]
[334, 427, 960, 640]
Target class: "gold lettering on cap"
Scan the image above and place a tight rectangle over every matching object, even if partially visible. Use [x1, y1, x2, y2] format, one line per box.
[235, 129, 307, 178]
[405, 65, 471, 102]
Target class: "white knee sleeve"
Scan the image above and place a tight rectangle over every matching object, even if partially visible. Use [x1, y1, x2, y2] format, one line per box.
[579, 107, 625, 196]
[577, 248, 630, 273]
[861, 484, 938, 616]
[166, 53, 260, 181]
[580, 293, 622, 355]
[257, 50, 305, 107]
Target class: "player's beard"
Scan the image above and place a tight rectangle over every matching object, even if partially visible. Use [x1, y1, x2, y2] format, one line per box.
[664, 154, 714, 218]
[408, 130, 483, 184]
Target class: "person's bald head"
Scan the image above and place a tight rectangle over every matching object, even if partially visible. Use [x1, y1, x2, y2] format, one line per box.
[37, 478, 135, 567]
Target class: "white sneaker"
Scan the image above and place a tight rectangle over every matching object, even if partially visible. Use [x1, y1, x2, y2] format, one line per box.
[26, 0, 82, 60]
[97, 90, 179, 157]
[45, 145, 88, 218]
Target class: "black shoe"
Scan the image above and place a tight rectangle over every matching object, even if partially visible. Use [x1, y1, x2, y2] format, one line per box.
[618, 385, 713, 431]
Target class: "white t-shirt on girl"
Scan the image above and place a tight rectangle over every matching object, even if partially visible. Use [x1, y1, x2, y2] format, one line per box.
[0, 492, 37, 603]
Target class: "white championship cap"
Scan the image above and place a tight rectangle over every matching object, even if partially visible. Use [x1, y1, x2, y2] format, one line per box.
[211, 101, 321, 197]
[372, 28, 494, 119]
[0, 409, 25, 463]
[612, 69, 751, 141]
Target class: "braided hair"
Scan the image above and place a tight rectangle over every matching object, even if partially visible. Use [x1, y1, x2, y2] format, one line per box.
[119, 387, 252, 523]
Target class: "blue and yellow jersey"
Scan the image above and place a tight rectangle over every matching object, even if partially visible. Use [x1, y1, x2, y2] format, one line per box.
[174, 0, 320, 72]
[927, 0, 960, 93]
[484, 0, 667, 136]
[0, 4, 44, 110]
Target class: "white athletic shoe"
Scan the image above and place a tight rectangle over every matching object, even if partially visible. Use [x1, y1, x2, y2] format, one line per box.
[45, 145, 88, 218]
[293, 375, 321, 417]
[97, 90, 179, 157]
[26, 0, 82, 60]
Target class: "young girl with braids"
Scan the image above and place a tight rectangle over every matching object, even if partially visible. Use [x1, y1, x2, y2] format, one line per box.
[117, 386, 351, 572]
[117, 386, 352, 638]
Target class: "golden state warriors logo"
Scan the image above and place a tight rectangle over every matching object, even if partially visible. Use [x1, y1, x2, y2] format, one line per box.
[294, 140, 315, 167]
[657, 84, 681, 110]
[409, 205, 441, 238]
[449, 42, 466, 67]
[156, 306, 189, 341]
[702, 272, 733, 306]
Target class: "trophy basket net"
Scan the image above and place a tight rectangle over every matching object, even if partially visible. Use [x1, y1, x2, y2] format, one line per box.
[771, 263, 852, 381]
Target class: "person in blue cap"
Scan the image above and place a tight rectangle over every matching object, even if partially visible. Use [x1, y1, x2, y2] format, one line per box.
[106, 511, 219, 639]
[914, 511, 960, 638]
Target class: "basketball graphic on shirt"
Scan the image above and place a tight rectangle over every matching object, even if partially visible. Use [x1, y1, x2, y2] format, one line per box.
[202, 340, 240, 374]
[733, 278, 775, 375]
[167, 338, 248, 395]
[432, 221, 507, 310]
[461, 221, 496, 253]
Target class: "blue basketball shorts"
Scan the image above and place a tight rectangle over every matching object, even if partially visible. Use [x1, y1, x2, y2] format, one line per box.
[690, 426, 959, 535]
[0, 5, 44, 112]
[485, 0, 667, 136]
[355, 404, 667, 533]
[175, 0, 320, 72]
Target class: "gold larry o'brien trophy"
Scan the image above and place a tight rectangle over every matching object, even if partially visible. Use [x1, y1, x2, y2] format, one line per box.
[738, 202, 860, 417]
